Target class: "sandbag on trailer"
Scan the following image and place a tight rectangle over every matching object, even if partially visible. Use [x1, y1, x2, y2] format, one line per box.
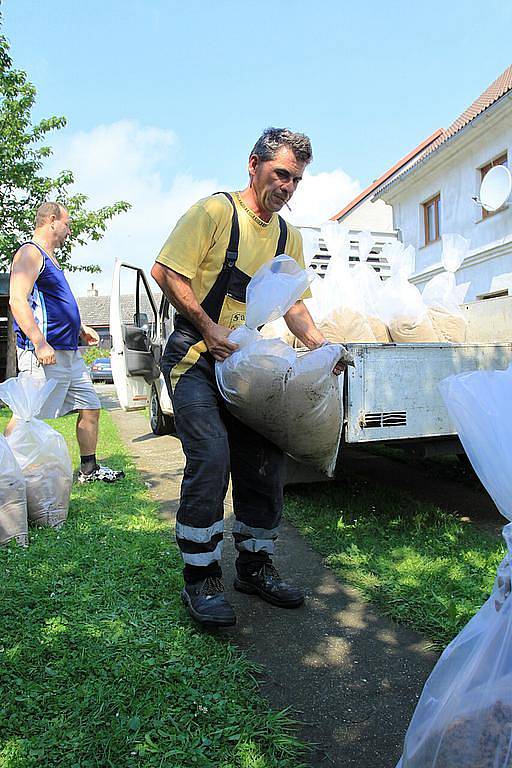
[379, 241, 437, 343]
[422, 234, 470, 344]
[317, 223, 378, 344]
[0, 375, 73, 529]
[349, 230, 391, 342]
[0, 434, 28, 547]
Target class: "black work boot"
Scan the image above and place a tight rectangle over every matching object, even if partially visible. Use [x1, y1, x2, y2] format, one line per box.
[234, 561, 305, 608]
[181, 575, 236, 627]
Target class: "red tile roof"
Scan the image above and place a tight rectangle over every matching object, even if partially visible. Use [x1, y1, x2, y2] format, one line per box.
[375, 64, 512, 196]
[331, 129, 444, 221]
[419, 63, 512, 161]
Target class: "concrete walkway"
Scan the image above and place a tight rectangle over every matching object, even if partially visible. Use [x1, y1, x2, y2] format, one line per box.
[101, 389, 436, 767]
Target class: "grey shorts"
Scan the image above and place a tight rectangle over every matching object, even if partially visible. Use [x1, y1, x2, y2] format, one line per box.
[17, 348, 101, 419]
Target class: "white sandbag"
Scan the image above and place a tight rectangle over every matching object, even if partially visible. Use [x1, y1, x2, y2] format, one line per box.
[216, 255, 348, 475]
[0, 375, 73, 529]
[388, 313, 438, 343]
[379, 242, 437, 343]
[317, 223, 378, 343]
[259, 317, 295, 346]
[0, 434, 28, 547]
[319, 306, 376, 343]
[216, 328, 344, 476]
[352, 231, 391, 342]
[249, 254, 313, 346]
[245, 253, 311, 330]
[427, 307, 467, 344]
[368, 315, 391, 343]
[422, 234, 470, 343]
[277, 276, 328, 347]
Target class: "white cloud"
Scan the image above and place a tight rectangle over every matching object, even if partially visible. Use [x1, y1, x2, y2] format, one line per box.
[281, 169, 361, 228]
[48, 120, 219, 296]
[47, 121, 360, 297]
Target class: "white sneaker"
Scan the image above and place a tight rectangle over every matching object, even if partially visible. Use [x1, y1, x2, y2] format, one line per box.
[77, 465, 125, 484]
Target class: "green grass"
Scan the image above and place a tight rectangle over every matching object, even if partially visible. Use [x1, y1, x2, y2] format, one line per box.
[0, 410, 306, 768]
[284, 476, 505, 649]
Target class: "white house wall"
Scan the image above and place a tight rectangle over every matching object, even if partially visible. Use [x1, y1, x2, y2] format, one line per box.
[338, 198, 394, 232]
[381, 97, 512, 300]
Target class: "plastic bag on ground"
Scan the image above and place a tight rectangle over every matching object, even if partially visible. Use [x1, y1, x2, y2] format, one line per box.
[396, 363, 512, 767]
[0, 434, 28, 547]
[422, 234, 470, 343]
[216, 328, 344, 475]
[379, 242, 437, 343]
[0, 375, 73, 529]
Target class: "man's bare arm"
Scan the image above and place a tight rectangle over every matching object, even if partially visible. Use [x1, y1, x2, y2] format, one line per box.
[284, 300, 351, 375]
[151, 262, 238, 362]
[284, 300, 325, 350]
[9, 245, 56, 365]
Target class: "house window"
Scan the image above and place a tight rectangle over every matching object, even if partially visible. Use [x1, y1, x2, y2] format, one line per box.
[480, 153, 508, 219]
[422, 194, 441, 245]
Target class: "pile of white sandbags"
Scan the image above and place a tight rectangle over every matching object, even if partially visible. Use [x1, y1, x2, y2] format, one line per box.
[0, 375, 73, 529]
[260, 224, 472, 348]
[262, 226, 381, 346]
[216, 255, 349, 476]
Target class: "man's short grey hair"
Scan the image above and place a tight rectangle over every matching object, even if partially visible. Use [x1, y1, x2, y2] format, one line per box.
[35, 201, 66, 228]
[250, 127, 313, 165]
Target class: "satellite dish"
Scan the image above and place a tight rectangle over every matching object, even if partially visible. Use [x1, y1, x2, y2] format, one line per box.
[479, 165, 512, 212]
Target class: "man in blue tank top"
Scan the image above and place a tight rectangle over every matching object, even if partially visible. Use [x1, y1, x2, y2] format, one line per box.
[7, 202, 124, 484]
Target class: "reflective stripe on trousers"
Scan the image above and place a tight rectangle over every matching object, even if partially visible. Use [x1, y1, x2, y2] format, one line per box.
[161, 327, 284, 578]
[232, 520, 279, 554]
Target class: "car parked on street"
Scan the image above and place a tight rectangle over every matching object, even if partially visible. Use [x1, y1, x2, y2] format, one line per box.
[90, 357, 113, 383]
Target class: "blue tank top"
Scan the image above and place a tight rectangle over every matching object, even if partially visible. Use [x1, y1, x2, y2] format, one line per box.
[14, 242, 81, 351]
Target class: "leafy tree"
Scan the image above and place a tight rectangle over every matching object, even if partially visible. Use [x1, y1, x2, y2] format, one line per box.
[0, 18, 130, 273]
[81, 346, 111, 366]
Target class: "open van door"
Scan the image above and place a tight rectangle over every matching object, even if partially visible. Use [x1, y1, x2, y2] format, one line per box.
[110, 259, 161, 410]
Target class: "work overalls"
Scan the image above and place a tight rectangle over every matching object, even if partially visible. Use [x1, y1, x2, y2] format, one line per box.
[161, 193, 289, 583]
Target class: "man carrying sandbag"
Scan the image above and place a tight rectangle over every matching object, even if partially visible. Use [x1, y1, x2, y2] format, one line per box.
[7, 202, 124, 484]
[152, 127, 344, 627]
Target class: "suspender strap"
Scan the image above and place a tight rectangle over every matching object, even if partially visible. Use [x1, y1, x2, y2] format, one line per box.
[275, 215, 287, 257]
[215, 191, 239, 269]
[175, 193, 289, 332]
[199, 192, 240, 322]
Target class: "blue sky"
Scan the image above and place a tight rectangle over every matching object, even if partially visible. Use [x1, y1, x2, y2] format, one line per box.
[3, 0, 512, 294]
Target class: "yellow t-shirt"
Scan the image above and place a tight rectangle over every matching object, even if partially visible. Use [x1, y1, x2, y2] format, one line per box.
[155, 191, 309, 329]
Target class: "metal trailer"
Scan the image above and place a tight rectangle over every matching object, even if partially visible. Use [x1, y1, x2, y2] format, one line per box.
[109, 260, 512, 479]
